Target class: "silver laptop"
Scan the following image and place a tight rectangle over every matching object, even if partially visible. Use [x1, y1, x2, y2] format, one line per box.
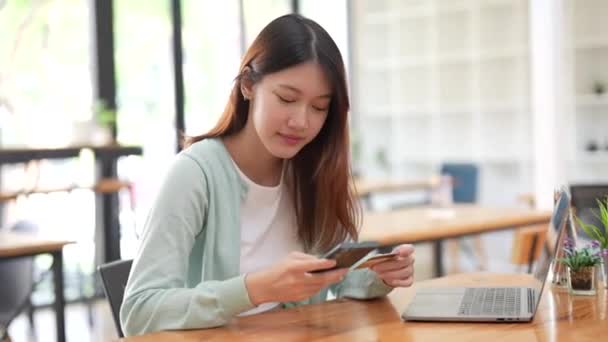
[402, 190, 570, 322]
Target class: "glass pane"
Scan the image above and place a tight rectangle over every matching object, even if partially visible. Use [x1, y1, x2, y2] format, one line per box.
[242, 0, 292, 46]
[113, 1, 176, 259]
[182, 0, 242, 136]
[0, 0, 94, 148]
[300, 0, 353, 168]
[0, 0, 97, 305]
[300, 0, 350, 73]
[114, 0, 175, 152]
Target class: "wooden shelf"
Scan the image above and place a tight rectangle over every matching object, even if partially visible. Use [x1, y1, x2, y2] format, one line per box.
[0, 147, 82, 164]
[364, 102, 528, 117]
[574, 37, 608, 49]
[0, 178, 133, 203]
[353, 0, 533, 205]
[576, 94, 608, 107]
[480, 101, 528, 113]
[364, 48, 526, 70]
[363, 0, 520, 23]
[365, 107, 434, 118]
[0, 145, 143, 165]
[569, 154, 608, 164]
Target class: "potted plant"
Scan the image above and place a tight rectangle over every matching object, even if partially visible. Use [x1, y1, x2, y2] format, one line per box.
[559, 238, 603, 295]
[575, 196, 608, 288]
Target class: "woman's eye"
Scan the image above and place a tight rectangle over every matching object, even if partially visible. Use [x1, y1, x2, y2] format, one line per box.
[277, 95, 295, 103]
[312, 103, 329, 112]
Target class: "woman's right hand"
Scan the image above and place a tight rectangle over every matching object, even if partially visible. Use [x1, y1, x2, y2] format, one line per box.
[245, 251, 349, 305]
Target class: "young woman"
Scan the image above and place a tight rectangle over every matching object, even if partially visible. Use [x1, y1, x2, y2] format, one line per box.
[120, 14, 415, 336]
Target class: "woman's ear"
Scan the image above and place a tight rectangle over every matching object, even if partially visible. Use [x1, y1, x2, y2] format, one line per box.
[241, 66, 254, 100]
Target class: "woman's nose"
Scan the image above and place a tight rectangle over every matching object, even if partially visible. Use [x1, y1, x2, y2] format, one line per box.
[288, 106, 309, 130]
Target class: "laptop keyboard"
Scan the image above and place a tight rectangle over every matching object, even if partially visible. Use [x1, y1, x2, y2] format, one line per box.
[458, 288, 521, 317]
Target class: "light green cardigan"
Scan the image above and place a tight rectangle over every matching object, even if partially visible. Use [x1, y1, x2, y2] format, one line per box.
[120, 138, 392, 336]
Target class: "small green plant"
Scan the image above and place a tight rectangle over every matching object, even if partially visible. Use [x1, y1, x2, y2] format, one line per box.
[94, 99, 117, 128]
[559, 238, 603, 271]
[575, 196, 608, 251]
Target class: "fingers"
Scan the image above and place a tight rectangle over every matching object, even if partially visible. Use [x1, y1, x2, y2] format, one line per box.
[306, 267, 348, 284]
[375, 261, 414, 288]
[377, 264, 414, 282]
[289, 251, 318, 260]
[384, 277, 414, 288]
[372, 255, 415, 273]
[291, 258, 337, 273]
[394, 244, 414, 257]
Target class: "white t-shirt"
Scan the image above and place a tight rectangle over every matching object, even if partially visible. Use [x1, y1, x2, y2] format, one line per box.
[233, 162, 302, 316]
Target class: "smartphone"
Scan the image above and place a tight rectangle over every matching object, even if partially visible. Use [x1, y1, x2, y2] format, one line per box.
[310, 241, 380, 273]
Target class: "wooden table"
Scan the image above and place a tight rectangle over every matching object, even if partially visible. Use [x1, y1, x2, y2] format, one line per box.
[118, 272, 607, 341]
[353, 177, 440, 199]
[0, 145, 143, 264]
[360, 205, 553, 276]
[0, 232, 73, 342]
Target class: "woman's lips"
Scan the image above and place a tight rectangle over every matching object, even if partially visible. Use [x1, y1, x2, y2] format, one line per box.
[279, 133, 304, 145]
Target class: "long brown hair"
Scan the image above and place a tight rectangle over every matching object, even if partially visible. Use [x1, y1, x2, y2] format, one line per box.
[184, 14, 360, 253]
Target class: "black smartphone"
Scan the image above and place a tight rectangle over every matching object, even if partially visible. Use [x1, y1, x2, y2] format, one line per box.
[310, 241, 380, 273]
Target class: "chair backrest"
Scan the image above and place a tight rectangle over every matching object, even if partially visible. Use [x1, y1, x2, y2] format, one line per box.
[0, 259, 34, 326]
[98, 259, 132, 338]
[440, 163, 479, 203]
[0, 221, 39, 327]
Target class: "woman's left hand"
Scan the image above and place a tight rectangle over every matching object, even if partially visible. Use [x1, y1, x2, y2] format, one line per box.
[371, 244, 415, 288]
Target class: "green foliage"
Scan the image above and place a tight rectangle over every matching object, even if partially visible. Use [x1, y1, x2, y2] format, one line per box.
[94, 100, 116, 127]
[576, 196, 608, 249]
[559, 247, 602, 271]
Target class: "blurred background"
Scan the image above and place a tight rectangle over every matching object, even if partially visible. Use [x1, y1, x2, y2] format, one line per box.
[1, 0, 607, 341]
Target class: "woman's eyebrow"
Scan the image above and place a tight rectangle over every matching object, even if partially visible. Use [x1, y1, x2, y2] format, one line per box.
[277, 84, 331, 98]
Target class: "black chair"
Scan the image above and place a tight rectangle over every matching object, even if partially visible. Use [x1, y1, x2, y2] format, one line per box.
[0, 255, 34, 341]
[0, 220, 41, 341]
[98, 259, 132, 338]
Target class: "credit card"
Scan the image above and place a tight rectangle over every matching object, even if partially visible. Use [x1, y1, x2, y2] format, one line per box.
[355, 252, 398, 269]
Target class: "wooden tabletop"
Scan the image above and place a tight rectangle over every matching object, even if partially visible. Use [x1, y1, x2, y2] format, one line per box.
[353, 177, 440, 197]
[360, 204, 553, 245]
[0, 232, 73, 258]
[119, 272, 606, 341]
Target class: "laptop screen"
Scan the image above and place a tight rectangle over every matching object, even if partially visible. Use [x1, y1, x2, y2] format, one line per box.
[530, 190, 570, 309]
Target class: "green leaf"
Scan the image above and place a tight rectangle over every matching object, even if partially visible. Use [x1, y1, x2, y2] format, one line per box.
[596, 197, 608, 230]
[559, 247, 602, 271]
[576, 216, 604, 242]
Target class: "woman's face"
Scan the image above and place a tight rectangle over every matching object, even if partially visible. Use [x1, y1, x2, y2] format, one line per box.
[245, 61, 332, 159]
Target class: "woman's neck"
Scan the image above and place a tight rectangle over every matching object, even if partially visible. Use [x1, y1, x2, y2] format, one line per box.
[223, 129, 283, 187]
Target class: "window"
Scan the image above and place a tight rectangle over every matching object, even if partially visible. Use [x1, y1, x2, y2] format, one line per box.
[182, 0, 242, 136]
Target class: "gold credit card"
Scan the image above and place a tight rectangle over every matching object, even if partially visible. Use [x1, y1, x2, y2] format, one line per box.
[355, 252, 398, 269]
